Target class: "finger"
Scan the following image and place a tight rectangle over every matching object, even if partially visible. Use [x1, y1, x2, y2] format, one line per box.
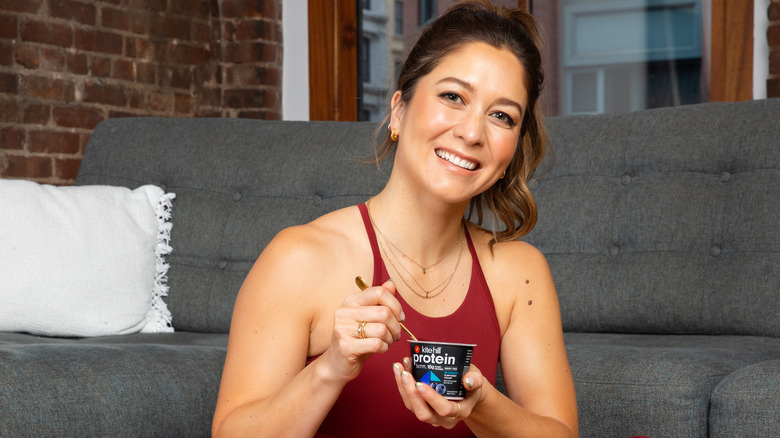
[361, 321, 398, 346]
[414, 381, 462, 420]
[392, 363, 413, 410]
[357, 280, 405, 323]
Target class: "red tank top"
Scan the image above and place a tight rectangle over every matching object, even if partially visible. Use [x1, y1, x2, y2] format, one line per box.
[312, 204, 501, 438]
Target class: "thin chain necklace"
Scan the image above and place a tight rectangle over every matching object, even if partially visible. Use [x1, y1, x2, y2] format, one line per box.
[367, 199, 465, 299]
[372, 206, 461, 275]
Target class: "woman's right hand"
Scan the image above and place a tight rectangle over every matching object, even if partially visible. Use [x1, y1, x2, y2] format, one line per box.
[322, 279, 404, 383]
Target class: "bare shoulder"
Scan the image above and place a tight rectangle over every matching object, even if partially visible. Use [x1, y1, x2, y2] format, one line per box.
[246, 205, 367, 300]
[467, 225, 556, 334]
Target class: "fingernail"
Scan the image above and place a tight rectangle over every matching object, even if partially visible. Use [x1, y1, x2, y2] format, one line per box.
[393, 363, 402, 376]
[465, 377, 474, 389]
[400, 311, 406, 322]
[403, 357, 410, 367]
[401, 371, 411, 383]
[415, 382, 426, 393]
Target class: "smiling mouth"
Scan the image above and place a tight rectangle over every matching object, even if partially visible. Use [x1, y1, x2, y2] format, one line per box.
[435, 149, 479, 171]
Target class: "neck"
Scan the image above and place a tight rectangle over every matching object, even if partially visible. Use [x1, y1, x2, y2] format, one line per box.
[368, 189, 468, 267]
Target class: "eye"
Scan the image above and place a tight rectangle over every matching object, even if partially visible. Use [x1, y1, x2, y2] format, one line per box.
[493, 111, 516, 127]
[440, 92, 463, 103]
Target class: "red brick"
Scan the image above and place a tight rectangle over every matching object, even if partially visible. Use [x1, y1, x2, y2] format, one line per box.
[0, 95, 21, 123]
[101, 7, 129, 31]
[24, 76, 74, 101]
[28, 130, 81, 154]
[191, 22, 210, 43]
[53, 105, 103, 129]
[149, 92, 175, 112]
[768, 77, 780, 99]
[67, 52, 88, 75]
[50, 0, 96, 25]
[174, 93, 191, 113]
[83, 81, 127, 107]
[137, 62, 156, 84]
[223, 88, 264, 108]
[113, 59, 136, 81]
[199, 86, 220, 107]
[0, 41, 12, 66]
[234, 19, 267, 41]
[0, 14, 17, 39]
[0, 0, 43, 14]
[0, 127, 24, 149]
[75, 29, 123, 55]
[224, 42, 268, 63]
[23, 103, 51, 124]
[221, 0, 264, 18]
[40, 48, 66, 70]
[15, 46, 39, 69]
[770, 24, 780, 47]
[90, 57, 112, 77]
[168, 66, 191, 89]
[20, 21, 73, 48]
[3, 154, 52, 179]
[169, 0, 210, 17]
[150, 16, 191, 40]
[0, 71, 18, 93]
[169, 44, 210, 65]
[54, 156, 82, 181]
[770, 2, 780, 21]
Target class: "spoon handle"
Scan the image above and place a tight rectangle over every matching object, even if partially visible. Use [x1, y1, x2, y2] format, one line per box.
[355, 276, 418, 341]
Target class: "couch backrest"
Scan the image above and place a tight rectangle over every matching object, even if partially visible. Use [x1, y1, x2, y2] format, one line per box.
[525, 99, 780, 336]
[79, 99, 779, 336]
[78, 118, 388, 333]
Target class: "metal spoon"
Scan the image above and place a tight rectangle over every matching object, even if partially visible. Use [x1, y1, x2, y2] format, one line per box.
[355, 276, 418, 341]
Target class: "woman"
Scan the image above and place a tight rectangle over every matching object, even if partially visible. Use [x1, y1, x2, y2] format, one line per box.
[212, 1, 578, 436]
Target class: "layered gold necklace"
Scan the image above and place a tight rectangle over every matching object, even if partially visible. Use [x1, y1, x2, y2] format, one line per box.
[367, 199, 465, 299]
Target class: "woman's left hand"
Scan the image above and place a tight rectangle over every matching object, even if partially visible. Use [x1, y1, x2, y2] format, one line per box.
[392, 358, 485, 429]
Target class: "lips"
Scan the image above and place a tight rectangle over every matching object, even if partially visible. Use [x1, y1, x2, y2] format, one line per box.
[435, 149, 478, 171]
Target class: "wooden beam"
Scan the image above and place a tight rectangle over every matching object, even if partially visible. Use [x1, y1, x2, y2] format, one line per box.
[308, 0, 358, 121]
[710, 0, 754, 101]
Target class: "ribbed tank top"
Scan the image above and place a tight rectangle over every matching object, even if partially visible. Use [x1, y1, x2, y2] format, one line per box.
[313, 203, 501, 438]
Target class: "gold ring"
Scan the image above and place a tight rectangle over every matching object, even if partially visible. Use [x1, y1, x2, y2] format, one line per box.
[450, 402, 461, 419]
[358, 321, 367, 339]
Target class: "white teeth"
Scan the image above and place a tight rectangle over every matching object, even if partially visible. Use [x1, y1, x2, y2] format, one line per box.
[436, 150, 477, 170]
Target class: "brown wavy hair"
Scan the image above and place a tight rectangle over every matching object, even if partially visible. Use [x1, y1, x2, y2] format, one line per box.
[374, 0, 547, 245]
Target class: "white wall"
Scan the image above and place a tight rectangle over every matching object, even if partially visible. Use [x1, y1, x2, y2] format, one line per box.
[754, 0, 769, 99]
[282, 0, 309, 120]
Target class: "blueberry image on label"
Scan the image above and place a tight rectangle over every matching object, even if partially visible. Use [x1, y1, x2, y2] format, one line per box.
[435, 383, 447, 395]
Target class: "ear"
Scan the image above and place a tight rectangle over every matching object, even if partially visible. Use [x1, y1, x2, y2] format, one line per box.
[389, 90, 405, 130]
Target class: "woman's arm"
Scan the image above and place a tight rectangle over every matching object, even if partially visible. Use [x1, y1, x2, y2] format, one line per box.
[212, 225, 404, 437]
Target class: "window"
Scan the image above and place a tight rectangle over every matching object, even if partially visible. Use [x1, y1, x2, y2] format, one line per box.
[363, 0, 371, 10]
[420, 0, 436, 25]
[362, 37, 371, 84]
[533, 0, 707, 116]
[395, 1, 404, 35]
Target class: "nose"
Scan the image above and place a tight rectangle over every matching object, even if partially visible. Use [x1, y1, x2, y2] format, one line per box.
[452, 110, 486, 146]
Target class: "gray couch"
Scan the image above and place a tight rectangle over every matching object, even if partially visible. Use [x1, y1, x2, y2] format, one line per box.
[1, 99, 777, 437]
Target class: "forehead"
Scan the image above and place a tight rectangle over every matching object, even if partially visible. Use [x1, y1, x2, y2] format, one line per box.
[424, 41, 527, 105]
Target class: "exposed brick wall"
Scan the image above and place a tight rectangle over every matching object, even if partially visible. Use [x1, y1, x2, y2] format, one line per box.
[0, 0, 282, 184]
[770, 0, 780, 97]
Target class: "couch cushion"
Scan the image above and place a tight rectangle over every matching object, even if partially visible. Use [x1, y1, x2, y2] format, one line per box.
[709, 359, 780, 437]
[76, 119, 388, 333]
[527, 99, 780, 336]
[0, 332, 227, 437]
[562, 332, 780, 438]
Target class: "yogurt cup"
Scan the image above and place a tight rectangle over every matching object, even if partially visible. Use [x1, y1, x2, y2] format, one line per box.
[408, 340, 476, 400]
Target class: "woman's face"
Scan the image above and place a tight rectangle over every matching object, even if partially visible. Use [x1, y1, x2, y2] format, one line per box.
[390, 41, 527, 204]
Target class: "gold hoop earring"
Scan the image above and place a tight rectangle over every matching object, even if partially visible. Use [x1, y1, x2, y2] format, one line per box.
[391, 129, 399, 142]
[500, 169, 506, 179]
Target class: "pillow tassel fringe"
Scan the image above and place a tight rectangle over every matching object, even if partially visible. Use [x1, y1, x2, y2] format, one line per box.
[143, 191, 176, 333]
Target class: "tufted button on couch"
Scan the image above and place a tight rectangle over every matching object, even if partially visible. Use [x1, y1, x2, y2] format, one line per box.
[0, 99, 777, 437]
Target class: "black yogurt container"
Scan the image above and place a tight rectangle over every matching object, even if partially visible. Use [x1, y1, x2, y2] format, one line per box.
[408, 340, 476, 400]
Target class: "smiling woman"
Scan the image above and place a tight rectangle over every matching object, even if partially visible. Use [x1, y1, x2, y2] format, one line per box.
[213, 2, 577, 437]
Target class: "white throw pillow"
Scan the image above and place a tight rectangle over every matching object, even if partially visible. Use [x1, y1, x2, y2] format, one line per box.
[0, 180, 175, 337]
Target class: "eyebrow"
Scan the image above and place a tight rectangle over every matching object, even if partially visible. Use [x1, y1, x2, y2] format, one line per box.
[436, 76, 525, 115]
